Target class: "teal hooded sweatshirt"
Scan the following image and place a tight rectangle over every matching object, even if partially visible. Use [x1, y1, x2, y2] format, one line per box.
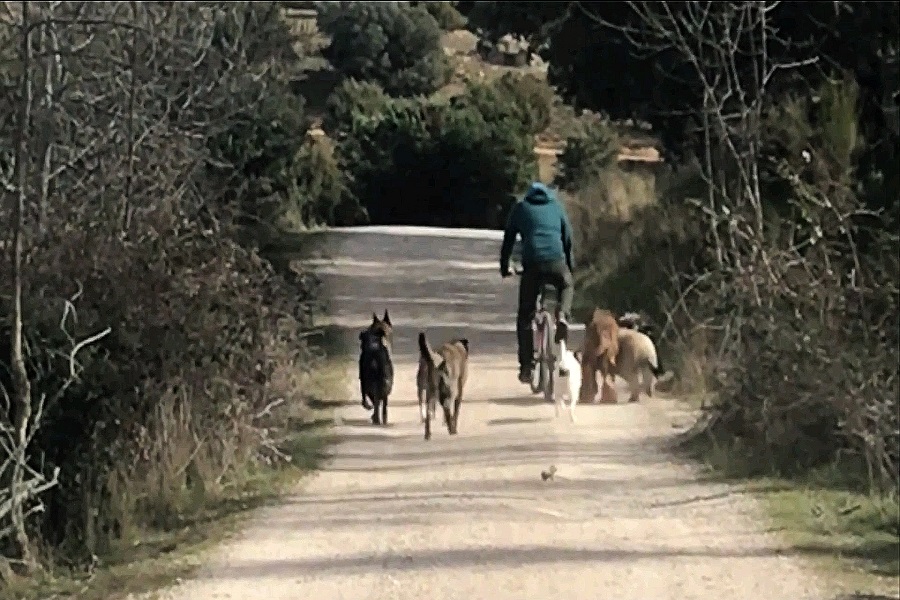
[500, 182, 574, 272]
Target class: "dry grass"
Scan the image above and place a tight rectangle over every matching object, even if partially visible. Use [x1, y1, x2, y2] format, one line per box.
[4, 359, 346, 600]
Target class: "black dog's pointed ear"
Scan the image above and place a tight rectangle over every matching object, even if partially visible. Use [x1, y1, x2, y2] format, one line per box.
[382, 309, 391, 326]
[371, 312, 379, 325]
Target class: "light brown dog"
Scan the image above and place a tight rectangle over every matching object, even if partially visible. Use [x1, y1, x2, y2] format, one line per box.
[417, 332, 469, 441]
[579, 308, 620, 404]
[613, 327, 663, 403]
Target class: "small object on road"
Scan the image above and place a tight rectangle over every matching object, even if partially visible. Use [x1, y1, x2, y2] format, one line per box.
[541, 465, 557, 481]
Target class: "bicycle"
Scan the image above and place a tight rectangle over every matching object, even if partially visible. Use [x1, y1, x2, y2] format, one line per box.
[513, 266, 561, 403]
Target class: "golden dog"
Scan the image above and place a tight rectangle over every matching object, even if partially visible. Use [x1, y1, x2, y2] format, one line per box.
[579, 308, 620, 404]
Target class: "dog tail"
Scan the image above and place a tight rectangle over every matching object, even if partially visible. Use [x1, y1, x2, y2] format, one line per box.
[418, 332, 433, 363]
[644, 336, 664, 378]
[650, 352, 665, 378]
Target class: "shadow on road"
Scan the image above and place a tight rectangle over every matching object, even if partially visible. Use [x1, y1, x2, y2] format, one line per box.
[487, 417, 547, 426]
[195, 543, 809, 580]
[488, 395, 549, 408]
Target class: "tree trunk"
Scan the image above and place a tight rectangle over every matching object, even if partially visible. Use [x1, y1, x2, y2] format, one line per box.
[8, 0, 36, 570]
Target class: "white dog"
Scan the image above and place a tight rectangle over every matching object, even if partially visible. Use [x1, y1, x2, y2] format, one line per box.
[554, 338, 582, 422]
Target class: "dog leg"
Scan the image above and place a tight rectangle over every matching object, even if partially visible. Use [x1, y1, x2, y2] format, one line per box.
[569, 380, 578, 424]
[371, 397, 381, 424]
[643, 364, 655, 398]
[381, 394, 388, 426]
[581, 356, 597, 404]
[361, 380, 372, 411]
[450, 393, 463, 435]
[442, 404, 454, 435]
[627, 373, 640, 403]
[554, 383, 562, 418]
[418, 386, 427, 423]
[442, 398, 455, 435]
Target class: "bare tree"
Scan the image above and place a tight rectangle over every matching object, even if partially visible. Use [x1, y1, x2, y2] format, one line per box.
[5, 0, 36, 570]
[0, 1, 322, 571]
[580, 1, 899, 490]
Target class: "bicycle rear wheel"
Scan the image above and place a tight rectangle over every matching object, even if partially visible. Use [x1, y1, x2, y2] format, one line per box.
[530, 319, 545, 395]
[542, 317, 555, 403]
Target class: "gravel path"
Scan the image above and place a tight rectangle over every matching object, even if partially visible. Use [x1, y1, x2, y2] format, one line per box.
[150, 227, 823, 600]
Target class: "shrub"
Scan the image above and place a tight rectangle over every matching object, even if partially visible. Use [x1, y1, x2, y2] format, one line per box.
[0, 2, 326, 568]
[555, 119, 621, 193]
[207, 86, 313, 235]
[322, 78, 392, 136]
[413, 1, 468, 30]
[456, 72, 554, 136]
[292, 135, 356, 227]
[319, 2, 451, 97]
[668, 77, 900, 489]
[336, 96, 536, 227]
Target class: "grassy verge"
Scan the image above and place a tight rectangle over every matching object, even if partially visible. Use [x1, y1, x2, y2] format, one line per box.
[4, 358, 349, 600]
[680, 429, 900, 598]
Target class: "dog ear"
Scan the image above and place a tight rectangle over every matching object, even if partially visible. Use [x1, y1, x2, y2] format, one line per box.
[382, 309, 391, 326]
[458, 338, 469, 353]
[371, 312, 379, 326]
[418, 332, 434, 364]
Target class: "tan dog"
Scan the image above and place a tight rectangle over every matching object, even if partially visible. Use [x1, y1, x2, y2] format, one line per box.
[613, 328, 663, 403]
[417, 332, 469, 441]
[579, 308, 620, 404]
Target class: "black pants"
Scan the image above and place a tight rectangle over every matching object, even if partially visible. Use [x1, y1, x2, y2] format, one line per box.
[516, 259, 574, 370]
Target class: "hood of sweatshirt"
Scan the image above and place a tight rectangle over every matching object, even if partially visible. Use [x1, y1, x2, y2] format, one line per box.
[524, 182, 556, 205]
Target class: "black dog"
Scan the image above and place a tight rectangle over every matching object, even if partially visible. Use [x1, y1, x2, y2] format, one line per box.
[358, 327, 393, 425]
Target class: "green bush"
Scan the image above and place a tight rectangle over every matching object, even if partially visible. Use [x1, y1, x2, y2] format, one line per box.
[413, 1, 468, 30]
[319, 2, 451, 97]
[554, 119, 620, 192]
[207, 87, 312, 234]
[292, 135, 352, 227]
[336, 96, 536, 227]
[322, 78, 392, 136]
[456, 72, 553, 136]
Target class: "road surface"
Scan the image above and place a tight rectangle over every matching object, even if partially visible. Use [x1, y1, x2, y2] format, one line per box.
[151, 226, 822, 600]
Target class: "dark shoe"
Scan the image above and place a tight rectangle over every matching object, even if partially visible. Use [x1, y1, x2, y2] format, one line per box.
[555, 317, 569, 344]
[518, 366, 532, 384]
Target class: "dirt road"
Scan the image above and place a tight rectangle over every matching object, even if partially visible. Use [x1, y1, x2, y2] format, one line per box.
[151, 226, 822, 600]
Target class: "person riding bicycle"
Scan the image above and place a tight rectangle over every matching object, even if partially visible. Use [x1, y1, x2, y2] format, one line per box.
[499, 181, 575, 384]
